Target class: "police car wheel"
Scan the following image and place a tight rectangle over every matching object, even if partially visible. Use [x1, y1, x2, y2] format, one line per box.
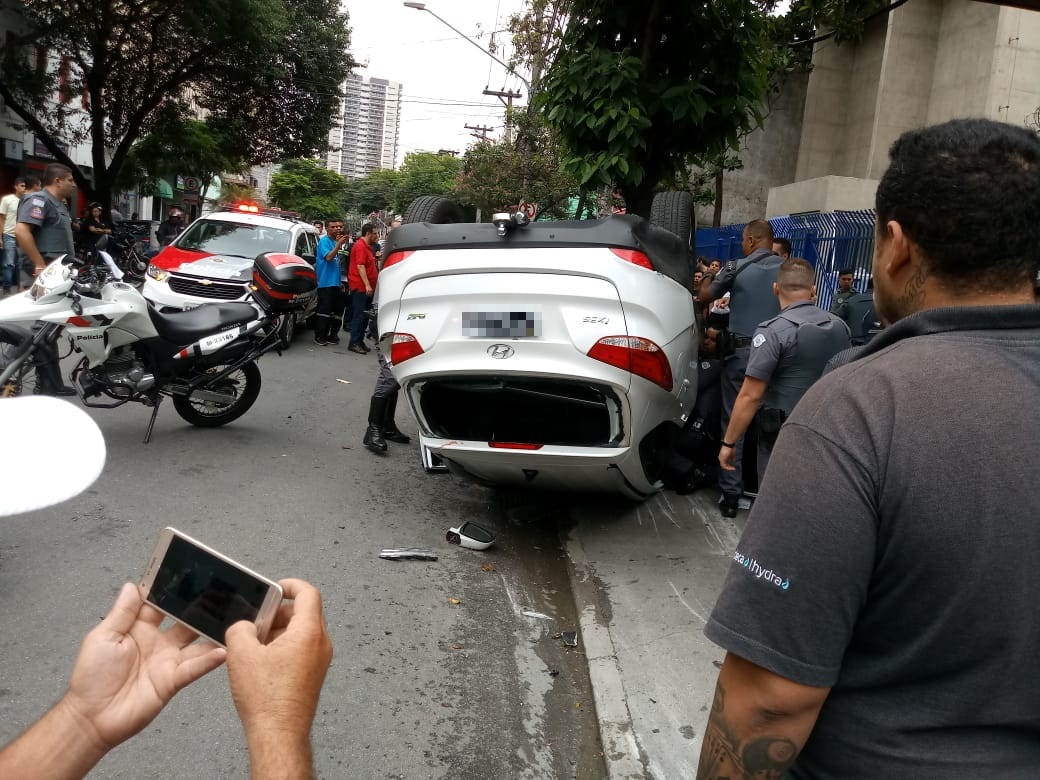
[277, 314, 296, 350]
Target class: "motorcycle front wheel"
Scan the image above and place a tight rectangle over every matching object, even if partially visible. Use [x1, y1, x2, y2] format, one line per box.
[0, 333, 37, 397]
[172, 361, 261, 427]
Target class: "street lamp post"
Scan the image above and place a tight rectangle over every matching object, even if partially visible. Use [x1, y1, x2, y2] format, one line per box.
[402, 2, 531, 95]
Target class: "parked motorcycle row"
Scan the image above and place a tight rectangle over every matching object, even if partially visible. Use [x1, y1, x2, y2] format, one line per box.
[0, 238, 317, 442]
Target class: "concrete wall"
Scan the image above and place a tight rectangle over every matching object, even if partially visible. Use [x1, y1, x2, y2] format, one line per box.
[837, 13, 890, 178]
[989, 5, 1040, 126]
[766, 175, 879, 218]
[693, 72, 809, 227]
[867, 0, 943, 179]
[794, 35, 855, 181]
[928, 0, 1000, 122]
[774, 0, 1040, 217]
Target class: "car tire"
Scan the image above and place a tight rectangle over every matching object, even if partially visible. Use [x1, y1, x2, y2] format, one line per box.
[403, 196, 463, 224]
[649, 191, 695, 247]
[277, 313, 296, 350]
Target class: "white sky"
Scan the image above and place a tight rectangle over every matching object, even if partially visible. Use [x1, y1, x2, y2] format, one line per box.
[342, 0, 530, 166]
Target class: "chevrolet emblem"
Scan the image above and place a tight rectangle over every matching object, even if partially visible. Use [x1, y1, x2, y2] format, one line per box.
[199, 279, 212, 285]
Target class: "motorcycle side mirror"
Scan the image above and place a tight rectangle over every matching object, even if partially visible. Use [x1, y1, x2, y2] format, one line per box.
[446, 521, 495, 551]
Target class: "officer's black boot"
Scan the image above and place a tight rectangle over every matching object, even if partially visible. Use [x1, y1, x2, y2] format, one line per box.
[363, 396, 388, 453]
[720, 493, 740, 519]
[382, 392, 411, 444]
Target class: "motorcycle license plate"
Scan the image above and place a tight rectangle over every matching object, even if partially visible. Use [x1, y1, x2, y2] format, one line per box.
[461, 311, 541, 338]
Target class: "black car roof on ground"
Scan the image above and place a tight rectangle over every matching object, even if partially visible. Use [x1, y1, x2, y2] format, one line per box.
[384, 215, 694, 290]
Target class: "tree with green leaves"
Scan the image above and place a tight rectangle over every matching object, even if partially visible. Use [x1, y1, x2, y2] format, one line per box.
[344, 168, 401, 217]
[507, 0, 570, 95]
[394, 152, 462, 213]
[531, 0, 897, 219]
[539, 1, 771, 219]
[268, 159, 348, 220]
[118, 109, 249, 206]
[454, 109, 577, 219]
[0, 0, 354, 210]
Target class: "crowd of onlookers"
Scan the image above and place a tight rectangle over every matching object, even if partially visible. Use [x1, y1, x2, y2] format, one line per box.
[0, 174, 147, 297]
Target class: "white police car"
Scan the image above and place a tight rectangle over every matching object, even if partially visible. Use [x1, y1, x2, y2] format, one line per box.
[142, 204, 319, 345]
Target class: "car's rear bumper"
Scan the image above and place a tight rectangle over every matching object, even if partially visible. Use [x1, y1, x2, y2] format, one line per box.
[423, 436, 658, 498]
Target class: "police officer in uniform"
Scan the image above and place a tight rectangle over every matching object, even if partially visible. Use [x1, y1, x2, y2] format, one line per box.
[718, 258, 851, 480]
[699, 219, 784, 517]
[14, 163, 78, 395]
[829, 267, 857, 317]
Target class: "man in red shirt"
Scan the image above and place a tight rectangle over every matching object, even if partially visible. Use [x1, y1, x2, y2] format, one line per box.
[347, 222, 379, 354]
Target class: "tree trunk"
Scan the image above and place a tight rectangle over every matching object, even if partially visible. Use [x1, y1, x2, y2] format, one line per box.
[712, 169, 724, 228]
[621, 178, 656, 220]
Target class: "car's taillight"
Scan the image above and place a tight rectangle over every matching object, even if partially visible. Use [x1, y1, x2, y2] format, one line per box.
[609, 248, 654, 270]
[390, 333, 424, 364]
[383, 250, 415, 269]
[488, 442, 544, 450]
[587, 336, 673, 391]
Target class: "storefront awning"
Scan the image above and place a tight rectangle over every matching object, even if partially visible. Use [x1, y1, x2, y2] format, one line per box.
[155, 179, 174, 200]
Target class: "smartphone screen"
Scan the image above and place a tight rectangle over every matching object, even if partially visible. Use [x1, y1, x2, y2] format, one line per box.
[143, 530, 281, 645]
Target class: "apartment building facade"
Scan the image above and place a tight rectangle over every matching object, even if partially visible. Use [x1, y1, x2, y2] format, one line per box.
[325, 73, 402, 179]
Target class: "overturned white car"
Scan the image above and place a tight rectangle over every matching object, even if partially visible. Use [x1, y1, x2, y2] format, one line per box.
[377, 195, 699, 500]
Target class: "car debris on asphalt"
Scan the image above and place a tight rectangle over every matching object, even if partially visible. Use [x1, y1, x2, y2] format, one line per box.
[379, 548, 438, 561]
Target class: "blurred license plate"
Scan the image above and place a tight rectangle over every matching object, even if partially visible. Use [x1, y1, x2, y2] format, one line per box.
[462, 311, 541, 338]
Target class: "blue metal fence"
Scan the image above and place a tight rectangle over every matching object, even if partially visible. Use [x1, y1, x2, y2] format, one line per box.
[695, 210, 877, 311]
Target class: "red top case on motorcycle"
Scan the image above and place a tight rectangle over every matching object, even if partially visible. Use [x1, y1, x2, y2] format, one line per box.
[252, 252, 318, 312]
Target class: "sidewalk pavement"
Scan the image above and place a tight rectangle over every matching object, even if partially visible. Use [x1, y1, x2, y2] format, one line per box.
[566, 488, 748, 779]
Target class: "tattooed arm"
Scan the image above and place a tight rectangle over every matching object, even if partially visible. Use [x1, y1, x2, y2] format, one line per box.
[696, 653, 830, 780]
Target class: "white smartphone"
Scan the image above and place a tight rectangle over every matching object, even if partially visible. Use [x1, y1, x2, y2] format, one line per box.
[140, 527, 283, 647]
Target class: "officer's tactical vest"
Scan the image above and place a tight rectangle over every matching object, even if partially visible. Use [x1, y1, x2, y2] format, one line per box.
[763, 304, 851, 413]
[729, 255, 782, 337]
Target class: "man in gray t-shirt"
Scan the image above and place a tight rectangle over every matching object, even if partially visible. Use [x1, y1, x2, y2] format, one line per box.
[697, 119, 1040, 779]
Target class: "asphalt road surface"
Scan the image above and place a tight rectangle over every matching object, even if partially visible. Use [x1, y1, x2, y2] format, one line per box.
[0, 336, 605, 778]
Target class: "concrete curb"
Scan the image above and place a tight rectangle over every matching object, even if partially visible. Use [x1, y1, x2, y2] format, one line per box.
[566, 524, 647, 779]
[564, 490, 743, 780]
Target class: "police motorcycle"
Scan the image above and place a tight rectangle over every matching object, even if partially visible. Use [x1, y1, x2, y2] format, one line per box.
[107, 224, 151, 285]
[0, 238, 317, 442]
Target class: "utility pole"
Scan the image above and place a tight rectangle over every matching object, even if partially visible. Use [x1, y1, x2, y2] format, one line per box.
[464, 124, 494, 142]
[482, 88, 522, 143]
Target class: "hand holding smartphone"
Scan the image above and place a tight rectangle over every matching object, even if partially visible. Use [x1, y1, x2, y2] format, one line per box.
[140, 528, 283, 647]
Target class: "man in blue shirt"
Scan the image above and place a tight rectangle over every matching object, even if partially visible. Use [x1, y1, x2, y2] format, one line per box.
[313, 219, 350, 345]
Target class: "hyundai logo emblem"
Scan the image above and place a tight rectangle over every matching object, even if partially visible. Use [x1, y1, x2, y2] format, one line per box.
[487, 344, 514, 359]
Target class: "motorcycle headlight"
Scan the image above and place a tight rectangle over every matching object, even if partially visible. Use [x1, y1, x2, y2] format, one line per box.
[147, 263, 168, 282]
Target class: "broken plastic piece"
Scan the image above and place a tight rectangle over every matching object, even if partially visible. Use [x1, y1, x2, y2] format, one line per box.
[446, 521, 495, 551]
[521, 609, 552, 620]
[379, 548, 438, 561]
